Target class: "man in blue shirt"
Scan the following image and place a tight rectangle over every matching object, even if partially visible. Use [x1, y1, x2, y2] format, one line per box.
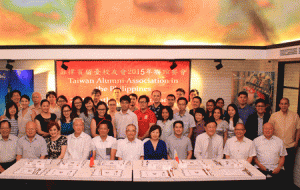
[237, 91, 255, 125]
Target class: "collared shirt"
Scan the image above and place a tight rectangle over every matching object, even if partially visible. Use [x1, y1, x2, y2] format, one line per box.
[149, 103, 163, 119]
[17, 134, 48, 159]
[166, 134, 193, 160]
[268, 110, 300, 148]
[173, 111, 196, 137]
[79, 112, 94, 136]
[238, 104, 255, 125]
[116, 138, 144, 160]
[65, 132, 92, 160]
[92, 136, 117, 160]
[194, 133, 223, 159]
[0, 134, 18, 163]
[114, 109, 138, 139]
[29, 104, 41, 115]
[134, 108, 157, 138]
[224, 136, 256, 160]
[253, 135, 287, 171]
[156, 119, 175, 142]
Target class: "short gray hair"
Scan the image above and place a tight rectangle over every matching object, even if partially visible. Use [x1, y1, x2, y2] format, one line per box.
[73, 117, 84, 124]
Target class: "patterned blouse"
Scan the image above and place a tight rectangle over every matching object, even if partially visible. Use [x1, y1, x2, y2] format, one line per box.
[45, 136, 67, 159]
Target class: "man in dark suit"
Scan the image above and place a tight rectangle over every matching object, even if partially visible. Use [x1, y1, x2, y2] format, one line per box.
[245, 99, 270, 140]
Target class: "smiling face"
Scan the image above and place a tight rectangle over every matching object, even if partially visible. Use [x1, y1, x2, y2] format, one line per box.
[41, 101, 50, 113]
[227, 106, 236, 118]
[151, 91, 161, 104]
[96, 104, 107, 117]
[279, 98, 289, 113]
[205, 122, 217, 137]
[21, 97, 30, 109]
[49, 125, 60, 138]
[150, 128, 160, 141]
[234, 124, 246, 139]
[173, 122, 183, 136]
[161, 108, 170, 120]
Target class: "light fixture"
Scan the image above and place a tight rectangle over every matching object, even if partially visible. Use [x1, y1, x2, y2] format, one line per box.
[6, 60, 14, 70]
[214, 59, 223, 70]
[61, 61, 69, 70]
[170, 60, 177, 70]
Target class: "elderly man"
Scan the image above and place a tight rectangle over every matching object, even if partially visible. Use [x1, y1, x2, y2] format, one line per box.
[65, 118, 92, 160]
[253, 123, 287, 179]
[16, 121, 47, 161]
[29, 92, 42, 115]
[0, 120, 18, 172]
[115, 124, 144, 160]
[224, 123, 256, 163]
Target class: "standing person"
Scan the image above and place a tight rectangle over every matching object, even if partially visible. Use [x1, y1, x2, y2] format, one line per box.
[268, 98, 300, 183]
[91, 89, 101, 107]
[112, 87, 122, 111]
[58, 104, 74, 136]
[205, 99, 216, 119]
[16, 121, 48, 161]
[191, 108, 206, 148]
[134, 95, 157, 140]
[189, 96, 202, 117]
[149, 90, 163, 119]
[245, 99, 270, 140]
[166, 94, 178, 114]
[236, 91, 255, 125]
[71, 96, 83, 118]
[0, 120, 18, 173]
[30, 92, 42, 115]
[173, 97, 195, 138]
[144, 125, 167, 160]
[18, 95, 36, 138]
[1, 102, 18, 137]
[156, 106, 175, 142]
[46, 91, 60, 118]
[79, 97, 95, 136]
[115, 124, 144, 160]
[35, 99, 57, 138]
[224, 104, 243, 139]
[216, 98, 226, 115]
[211, 107, 229, 143]
[56, 95, 68, 119]
[187, 89, 199, 110]
[194, 121, 223, 159]
[166, 121, 193, 160]
[45, 121, 67, 159]
[114, 95, 138, 139]
[10, 90, 22, 110]
[129, 94, 139, 112]
[107, 99, 117, 121]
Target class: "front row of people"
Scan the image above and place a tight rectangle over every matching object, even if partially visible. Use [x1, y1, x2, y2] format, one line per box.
[0, 118, 287, 179]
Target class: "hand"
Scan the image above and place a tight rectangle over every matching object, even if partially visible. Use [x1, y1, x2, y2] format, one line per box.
[259, 165, 267, 172]
[272, 167, 281, 174]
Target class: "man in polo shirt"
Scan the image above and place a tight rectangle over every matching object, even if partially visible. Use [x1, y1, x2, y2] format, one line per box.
[114, 95, 138, 139]
[166, 121, 192, 160]
[173, 97, 195, 138]
[237, 91, 255, 125]
[16, 121, 47, 161]
[134, 95, 157, 140]
[0, 120, 18, 172]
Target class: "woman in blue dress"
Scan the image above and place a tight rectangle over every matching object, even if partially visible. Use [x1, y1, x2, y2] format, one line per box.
[144, 125, 167, 160]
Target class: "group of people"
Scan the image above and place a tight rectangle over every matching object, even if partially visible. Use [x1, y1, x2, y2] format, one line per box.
[0, 88, 299, 184]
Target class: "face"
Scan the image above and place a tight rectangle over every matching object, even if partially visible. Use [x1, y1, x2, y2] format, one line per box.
[167, 96, 175, 107]
[216, 100, 224, 108]
[150, 129, 160, 140]
[113, 89, 121, 99]
[129, 96, 137, 106]
[0, 122, 11, 137]
[11, 92, 21, 104]
[32, 93, 41, 104]
[177, 99, 187, 111]
[92, 92, 101, 103]
[73, 98, 82, 110]
[41, 102, 50, 113]
[206, 102, 215, 112]
[26, 122, 37, 138]
[47, 94, 56, 104]
[192, 98, 201, 109]
[205, 122, 217, 137]
[213, 109, 221, 120]
[121, 100, 130, 111]
[227, 106, 236, 118]
[195, 112, 204, 122]
[238, 94, 248, 106]
[256, 102, 266, 114]
[21, 98, 30, 109]
[97, 104, 107, 117]
[49, 126, 59, 138]
[189, 91, 197, 100]
[138, 98, 148, 110]
[73, 120, 84, 135]
[98, 124, 109, 138]
[263, 123, 274, 139]
[62, 106, 71, 118]
[234, 124, 246, 139]
[152, 91, 161, 103]
[8, 105, 17, 116]
[57, 98, 67, 107]
[176, 91, 185, 99]
[126, 125, 136, 140]
[161, 108, 169, 120]
[108, 100, 117, 112]
[173, 123, 183, 136]
[279, 99, 289, 113]
[85, 100, 94, 111]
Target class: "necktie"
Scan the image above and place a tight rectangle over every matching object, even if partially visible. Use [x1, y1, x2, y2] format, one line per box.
[207, 137, 213, 159]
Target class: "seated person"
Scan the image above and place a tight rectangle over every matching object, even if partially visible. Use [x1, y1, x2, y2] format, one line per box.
[224, 123, 256, 163]
[45, 121, 67, 159]
[16, 121, 48, 161]
[166, 121, 193, 160]
[92, 120, 117, 160]
[65, 118, 92, 160]
[253, 123, 287, 178]
[144, 125, 167, 160]
[115, 124, 144, 160]
[0, 120, 18, 173]
[194, 121, 223, 159]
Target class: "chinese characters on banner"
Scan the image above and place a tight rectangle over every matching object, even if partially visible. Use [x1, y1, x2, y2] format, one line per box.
[56, 60, 190, 103]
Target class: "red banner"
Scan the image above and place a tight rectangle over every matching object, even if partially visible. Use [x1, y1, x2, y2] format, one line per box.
[56, 60, 190, 104]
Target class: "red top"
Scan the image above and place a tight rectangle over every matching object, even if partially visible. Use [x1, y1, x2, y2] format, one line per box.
[134, 108, 157, 138]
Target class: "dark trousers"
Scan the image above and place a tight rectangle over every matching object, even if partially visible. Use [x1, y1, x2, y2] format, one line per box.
[285, 147, 296, 183]
[0, 159, 16, 170]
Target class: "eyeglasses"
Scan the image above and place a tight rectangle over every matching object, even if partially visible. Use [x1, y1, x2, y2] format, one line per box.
[97, 109, 106, 111]
[139, 101, 147, 104]
[63, 110, 71, 113]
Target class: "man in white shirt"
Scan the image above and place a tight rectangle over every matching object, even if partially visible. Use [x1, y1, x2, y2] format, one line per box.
[194, 121, 223, 159]
[115, 124, 144, 160]
[65, 118, 92, 160]
[253, 122, 287, 178]
[224, 123, 256, 163]
[114, 95, 138, 139]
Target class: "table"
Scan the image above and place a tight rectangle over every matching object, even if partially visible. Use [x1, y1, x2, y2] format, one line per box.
[0, 159, 132, 182]
[133, 159, 266, 182]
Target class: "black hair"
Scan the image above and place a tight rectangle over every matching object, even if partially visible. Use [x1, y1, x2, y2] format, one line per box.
[138, 95, 150, 103]
[120, 95, 131, 103]
[157, 106, 173, 121]
[149, 125, 162, 138]
[177, 97, 188, 104]
[46, 91, 57, 99]
[21, 94, 30, 101]
[173, 120, 184, 128]
[5, 102, 18, 120]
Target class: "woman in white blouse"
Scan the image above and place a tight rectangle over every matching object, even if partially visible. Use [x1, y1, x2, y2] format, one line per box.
[156, 106, 175, 142]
